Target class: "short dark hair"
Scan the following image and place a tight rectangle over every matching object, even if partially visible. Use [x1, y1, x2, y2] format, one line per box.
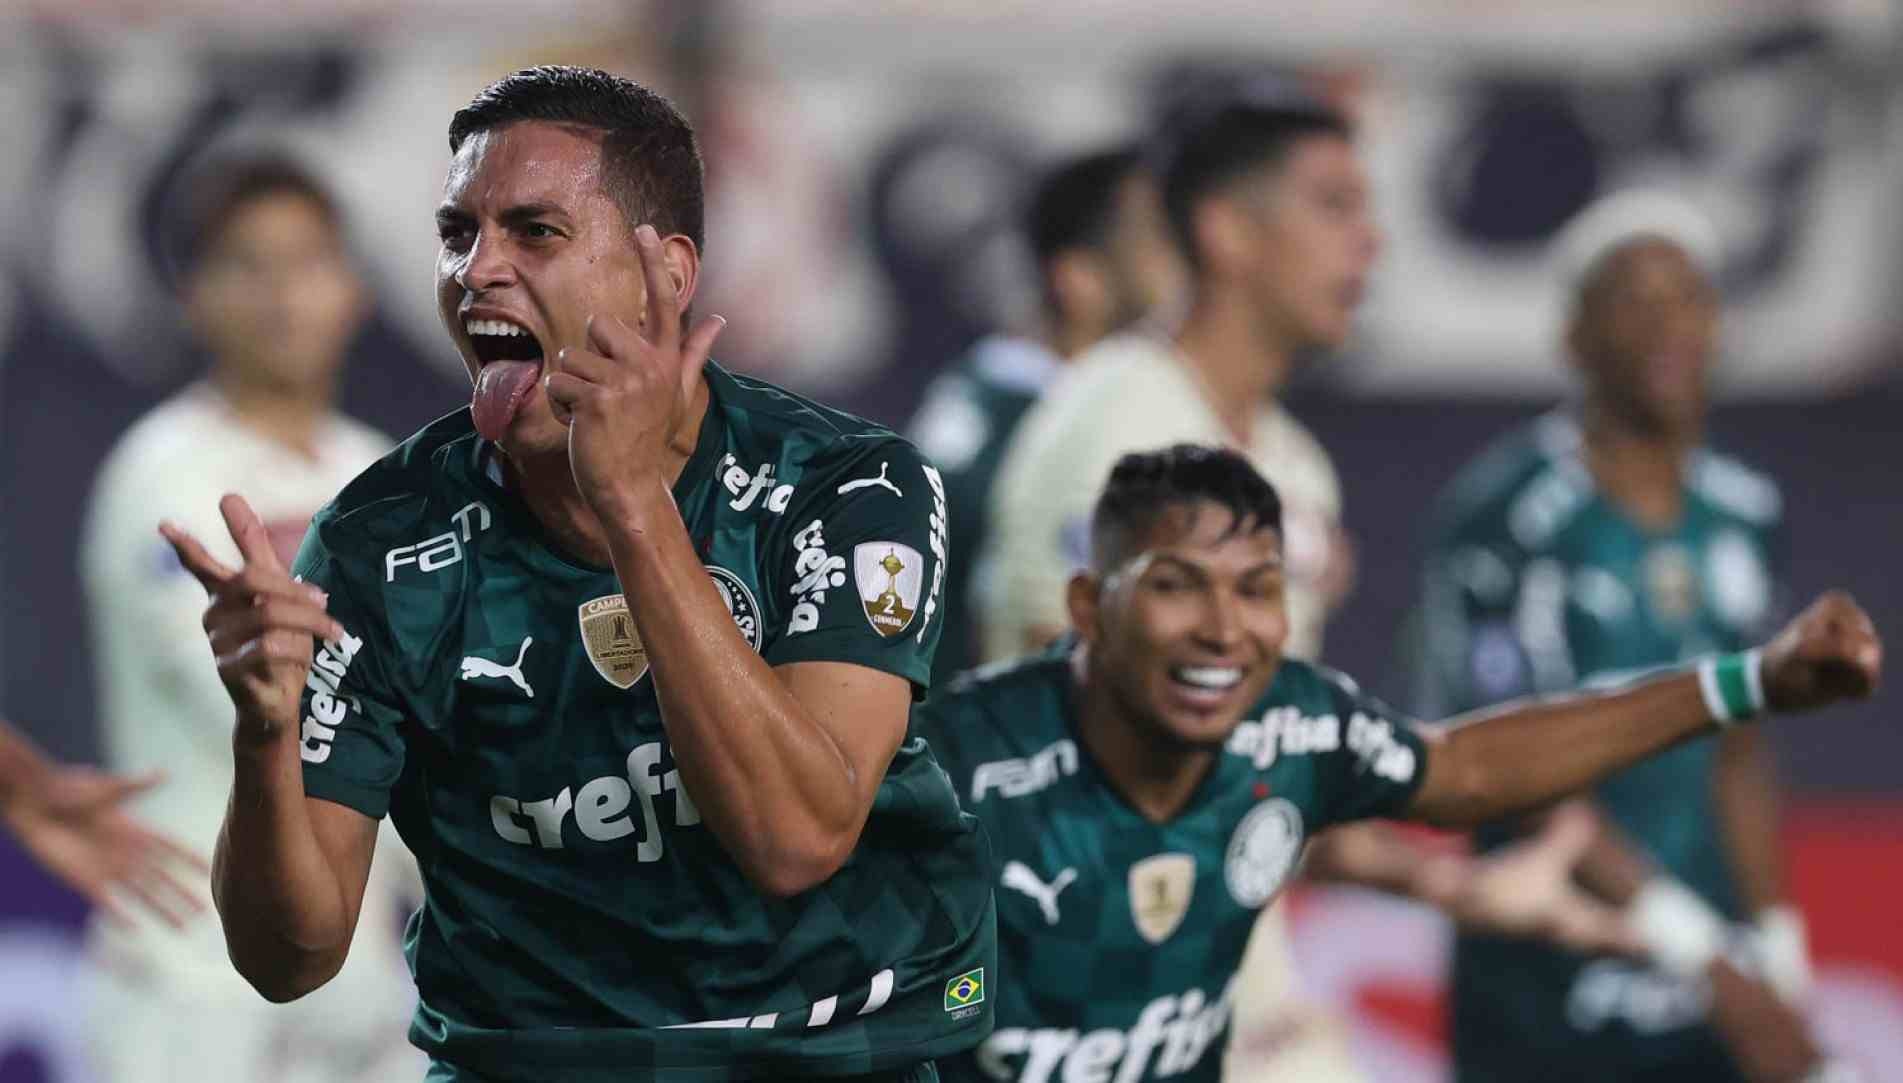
[1026, 146, 1146, 267]
[1091, 444, 1283, 569]
[1154, 85, 1350, 267]
[170, 151, 342, 281]
[448, 65, 704, 252]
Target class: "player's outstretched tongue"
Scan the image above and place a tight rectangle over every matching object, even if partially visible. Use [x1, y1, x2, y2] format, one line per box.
[473, 359, 541, 441]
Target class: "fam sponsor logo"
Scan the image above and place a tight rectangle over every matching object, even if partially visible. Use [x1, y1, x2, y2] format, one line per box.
[300, 629, 366, 764]
[1226, 705, 1341, 770]
[786, 519, 849, 636]
[489, 742, 699, 859]
[970, 738, 1077, 803]
[719, 454, 795, 514]
[974, 982, 1235, 1083]
[384, 501, 492, 581]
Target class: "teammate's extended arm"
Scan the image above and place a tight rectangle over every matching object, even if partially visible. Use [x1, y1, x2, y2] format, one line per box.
[163, 497, 382, 1001]
[1405, 592, 1880, 828]
[1305, 807, 1634, 955]
[544, 225, 905, 899]
[0, 719, 207, 926]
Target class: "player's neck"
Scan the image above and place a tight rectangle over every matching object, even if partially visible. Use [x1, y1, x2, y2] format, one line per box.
[1173, 289, 1293, 446]
[206, 368, 332, 460]
[503, 386, 710, 567]
[1580, 399, 1698, 530]
[1073, 656, 1217, 824]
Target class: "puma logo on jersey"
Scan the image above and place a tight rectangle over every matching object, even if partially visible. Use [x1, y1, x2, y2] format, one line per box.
[836, 461, 902, 498]
[460, 637, 533, 698]
[1000, 861, 1077, 926]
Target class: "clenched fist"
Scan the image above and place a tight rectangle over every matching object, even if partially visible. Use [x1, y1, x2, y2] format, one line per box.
[1762, 591, 1882, 713]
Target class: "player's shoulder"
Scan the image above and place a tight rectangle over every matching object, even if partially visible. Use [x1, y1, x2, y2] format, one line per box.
[712, 362, 933, 487]
[1431, 412, 1590, 554]
[306, 408, 483, 563]
[1688, 447, 1782, 527]
[915, 646, 1073, 759]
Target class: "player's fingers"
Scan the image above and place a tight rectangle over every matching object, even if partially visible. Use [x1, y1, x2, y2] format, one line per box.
[146, 829, 211, 874]
[229, 564, 330, 608]
[633, 224, 682, 348]
[120, 871, 196, 930]
[554, 342, 616, 387]
[209, 597, 339, 652]
[135, 860, 207, 924]
[542, 370, 595, 420]
[220, 493, 285, 572]
[159, 522, 236, 590]
[96, 770, 165, 807]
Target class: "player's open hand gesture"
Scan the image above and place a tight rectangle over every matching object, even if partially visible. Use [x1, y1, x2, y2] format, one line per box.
[1761, 591, 1881, 713]
[160, 494, 343, 741]
[542, 223, 726, 523]
[1448, 802, 1640, 956]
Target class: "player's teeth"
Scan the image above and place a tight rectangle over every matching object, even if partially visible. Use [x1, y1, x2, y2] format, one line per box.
[464, 318, 528, 337]
[1172, 666, 1241, 690]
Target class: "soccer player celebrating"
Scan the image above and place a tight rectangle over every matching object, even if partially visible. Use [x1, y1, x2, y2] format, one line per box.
[1413, 191, 1844, 1082]
[922, 444, 1880, 1083]
[160, 67, 991, 1082]
[81, 152, 421, 1083]
[908, 145, 1183, 683]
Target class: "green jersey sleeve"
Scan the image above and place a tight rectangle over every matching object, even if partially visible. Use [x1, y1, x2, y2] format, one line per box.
[291, 529, 407, 819]
[762, 440, 949, 696]
[1310, 667, 1430, 828]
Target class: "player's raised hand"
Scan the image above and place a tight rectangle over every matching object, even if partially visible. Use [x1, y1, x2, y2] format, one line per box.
[542, 223, 726, 521]
[1451, 803, 1641, 956]
[1761, 590, 1882, 713]
[159, 493, 343, 740]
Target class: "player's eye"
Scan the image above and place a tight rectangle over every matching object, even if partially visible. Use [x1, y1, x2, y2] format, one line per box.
[521, 222, 561, 240]
[438, 222, 474, 252]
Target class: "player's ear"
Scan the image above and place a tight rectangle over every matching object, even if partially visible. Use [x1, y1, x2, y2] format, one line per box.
[1066, 571, 1103, 645]
[1193, 197, 1253, 277]
[663, 233, 700, 311]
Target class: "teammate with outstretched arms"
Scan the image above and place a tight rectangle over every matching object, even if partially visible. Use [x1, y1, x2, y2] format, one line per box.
[918, 445, 1879, 1083]
[161, 67, 991, 1082]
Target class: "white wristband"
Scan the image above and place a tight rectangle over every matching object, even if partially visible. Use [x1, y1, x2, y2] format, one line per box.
[1631, 878, 1727, 978]
[1697, 649, 1766, 727]
[1752, 905, 1812, 1004]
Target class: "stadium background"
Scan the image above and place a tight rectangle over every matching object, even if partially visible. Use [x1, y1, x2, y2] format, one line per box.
[1, 1, 1898, 1078]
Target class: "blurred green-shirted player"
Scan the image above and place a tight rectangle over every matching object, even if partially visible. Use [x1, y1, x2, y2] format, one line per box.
[1414, 192, 1820, 1083]
[911, 444, 1878, 1083]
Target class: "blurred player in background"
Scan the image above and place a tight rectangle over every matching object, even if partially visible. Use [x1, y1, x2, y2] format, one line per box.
[1414, 191, 1831, 1082]
[80, 152, 421, 1083]
[925, 444, 1880, 1083]
[981, 85, 1375, 1080]
[0, 719, 205, 926]
[908, 145, 1183, 684]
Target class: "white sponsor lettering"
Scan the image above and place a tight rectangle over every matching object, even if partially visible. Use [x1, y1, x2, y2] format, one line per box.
[1345, 712, 1418, 784]
[787, 518, 848, 636]
[970, 739, 1078, 803]
[917, 464, 948, 644]
[1566, 960, 1710, 1034]
[384, 501, 494, 581]
[299, 630, 364, 764]
[973, 983, 1235, 1083]
[1225, 706, 1340, 770]
[720, 454, 795, 514]
[490, 741, 698, 856]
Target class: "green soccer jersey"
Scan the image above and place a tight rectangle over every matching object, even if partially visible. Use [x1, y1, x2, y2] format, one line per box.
[292, 362, 995, 1081]
[915, 644, 1428, 1083]
[906, 335, 1061, 685]
[1415, 413, 1784, 1078]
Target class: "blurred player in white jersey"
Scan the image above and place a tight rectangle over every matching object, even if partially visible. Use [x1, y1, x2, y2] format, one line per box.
[982, 85, 1376, 1081]
[80, 152, 422, 1083]
[908, 145, 1183, 684]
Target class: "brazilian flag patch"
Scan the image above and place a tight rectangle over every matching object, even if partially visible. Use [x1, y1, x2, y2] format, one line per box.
[943, 968, 985, 1012]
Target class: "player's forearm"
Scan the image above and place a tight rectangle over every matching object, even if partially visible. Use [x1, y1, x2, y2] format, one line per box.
[605, 482, 866, 897]
[214, 731, 353, 1000]
[1713, 728, 1787, 911]
[1303, 823, 1468, 910]
[1409, 671, 1717, 827]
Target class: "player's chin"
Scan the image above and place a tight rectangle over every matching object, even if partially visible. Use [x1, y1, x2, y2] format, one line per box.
[1152, 681, 1253, 745]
